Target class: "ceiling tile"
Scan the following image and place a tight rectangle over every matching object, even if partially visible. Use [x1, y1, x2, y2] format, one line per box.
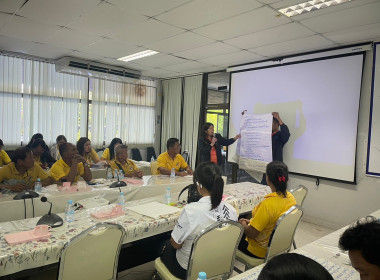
[16, 0, 101, 27]
[162, 61, 212, 72]
[0, 12, 12, 29]
[156, 0, 262, 30]
[42, 28, 101, 50]
[250, 35, 335, 57]
[173, 42, 241, 60]
[323, 23, 380, 44]
[224, 23, 315, 49]
[300, 2, 380, 34]
[67, 2, 147, 37]
[67, 51, 107, 62]
[79, 38, 142, 58]
[25, 43, 73, 59]
[199, 50, 263, 67]
[0, 35, 36, 53]
[194, 6, 291, 41]
[0, 0, 24, 14]
[0, 15, 61, 42]
[147, 31, 215, 53]
[110, 18, 184, 46]
[109, 0, 191, 17]
[131, 54, 189, 67]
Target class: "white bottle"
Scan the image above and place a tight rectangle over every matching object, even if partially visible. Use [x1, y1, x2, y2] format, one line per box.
[106, 168, 113, 181]
[34, 178, 42, 192]
[197, 272, 207, 280]
[118, 192, 125, 211]
[119, 169, 125, 180]
[151, 156, 155, 162]
[170, 168, 175, 180]
[165, 187, 171, 205]
[65, 200, 75, 223]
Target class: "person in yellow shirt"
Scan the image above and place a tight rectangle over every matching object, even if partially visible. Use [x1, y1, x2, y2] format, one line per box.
[76, 137, 105, 166]
[157, 138, 193, 176]
[50, 143, 92, 183]
[109, 145, 143, 178]
[101, 138, 122, 162]
[238, 161, 296, 258]
[0, 147, 53, 192]
[0, 139, 11, 167]
[30, 139, 56, 169]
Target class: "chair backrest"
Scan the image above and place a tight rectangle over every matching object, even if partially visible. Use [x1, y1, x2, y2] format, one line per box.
[58, 222, 126, 280]
[187, 221, 243, 280]
[265, 205, 304, 262]
[182, 150, 189, 164]
[289, 185, 308, 206]
[146, 146, 156, 161]
[131, 148, 142, 161]
[150, 161, 158, 175]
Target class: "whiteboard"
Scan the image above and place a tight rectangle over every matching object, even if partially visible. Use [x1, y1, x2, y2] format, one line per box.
[367, 42, 380, 176]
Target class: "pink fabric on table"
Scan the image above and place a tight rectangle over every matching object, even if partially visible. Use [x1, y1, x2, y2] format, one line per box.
[123, 178, 143, 185]
[4, 230, 51, 245]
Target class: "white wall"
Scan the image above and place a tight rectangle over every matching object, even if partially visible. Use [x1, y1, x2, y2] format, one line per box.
[289, 48, 380, 229]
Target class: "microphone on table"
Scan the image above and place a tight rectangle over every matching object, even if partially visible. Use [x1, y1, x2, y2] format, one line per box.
[36, 196, 63, 228]
[109, 169, 127, 191]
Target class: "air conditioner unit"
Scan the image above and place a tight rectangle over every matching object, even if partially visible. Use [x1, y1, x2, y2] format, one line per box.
[55, 57, 141, 82]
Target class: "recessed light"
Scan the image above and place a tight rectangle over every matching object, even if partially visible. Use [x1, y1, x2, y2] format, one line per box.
[117, 50, 159, 62]
[279, 0, 353, 17]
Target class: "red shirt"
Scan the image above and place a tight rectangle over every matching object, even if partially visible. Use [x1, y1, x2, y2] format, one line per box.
[208, 138, 218, 164]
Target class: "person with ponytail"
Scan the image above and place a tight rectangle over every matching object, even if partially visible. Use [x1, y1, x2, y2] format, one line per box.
[160, 162, 238, 279]
[238, 161, 296, 259]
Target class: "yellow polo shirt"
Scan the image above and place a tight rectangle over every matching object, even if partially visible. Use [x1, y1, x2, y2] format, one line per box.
[0, 150, 11, 166]
[246, 191, 296, 258]
[0, 162, 49, 183]
[33, 155, 42, 165]
[156, 152, 188, 174]
[84, 149, 99, 165]
[110, 159, 139, 176]
[101, 148, 111, 161]
[50, 159, 85, 183]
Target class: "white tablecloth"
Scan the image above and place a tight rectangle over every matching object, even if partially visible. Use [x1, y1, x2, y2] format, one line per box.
[0, 182, 271, 276]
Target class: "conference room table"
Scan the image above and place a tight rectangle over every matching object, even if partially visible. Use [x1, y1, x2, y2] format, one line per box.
[89, 160, 152, 179]
[0, 182, 271, 276]
[0, 175, 200, 223]
[229, 209, 380, 280]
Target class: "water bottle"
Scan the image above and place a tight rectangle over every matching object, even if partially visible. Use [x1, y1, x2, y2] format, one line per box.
[151, 156, 154, 162]
[197, 272, 207, 280]
[65, 200, 75, 223]
[118, 192, 125, 211]
[170, 168, 175, 180]
[114, 169, 120, 179]
[107, 168, 113, 181]
[119, 169, 125, 180]
[34, 178, 42, 192]
[165, 187, 171, 205]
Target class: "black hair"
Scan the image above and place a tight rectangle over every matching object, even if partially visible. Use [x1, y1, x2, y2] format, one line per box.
[12, 147, 32, 163]
[273, 117, 280, 126]
[31, 138, 49, 151]
[202, 122, 214, 137]
[258, 253, 333, 280]
[59, 142, 73, 156]
[76, 137, 90, 156]
[339, 216, 380, 268]
[166, 138, 179, 150]
[0, 139, 3, 146]
[108, 138, 123, 160]
[26, 133, 43, 148]
[193, 162, 224, 210]
[266, 161, 288, 197]
[56, 135, 67, 143]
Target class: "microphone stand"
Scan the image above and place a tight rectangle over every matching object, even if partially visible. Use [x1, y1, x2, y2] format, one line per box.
[109, 169, 127, 190]
[37, 197, 63, 228]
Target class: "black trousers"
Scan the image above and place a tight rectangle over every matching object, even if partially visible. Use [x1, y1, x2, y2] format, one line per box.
[160, 240, 187, 279]
[238, 236, 264, 259]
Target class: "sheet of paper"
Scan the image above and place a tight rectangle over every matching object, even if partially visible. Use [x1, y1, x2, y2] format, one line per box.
[125, 201, 182, 219]
[236, 113, 272, 172]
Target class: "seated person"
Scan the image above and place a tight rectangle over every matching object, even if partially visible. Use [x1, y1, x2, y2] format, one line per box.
[26, 133, 44, 148]
[101, 138, 122, 162]
[339, 216, 380, 280]
[50, 143, 92, 183]
[0, 147, 53, 192]
[257, 253, 333, 280]
[30, 139, 56, 169]
[0, 139, 11, 167]
[157, 138, 193, 176]
[50, 135, 67, 160]
[160, 162, 238, 279]
[76, 137, 104, 166]
[109, 145, 143, 178]
[238, 161, 296, 258]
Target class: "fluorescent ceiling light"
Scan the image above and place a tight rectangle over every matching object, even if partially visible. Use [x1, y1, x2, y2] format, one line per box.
[279, 0, 353, 17]
[117, 50, 159, 62]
